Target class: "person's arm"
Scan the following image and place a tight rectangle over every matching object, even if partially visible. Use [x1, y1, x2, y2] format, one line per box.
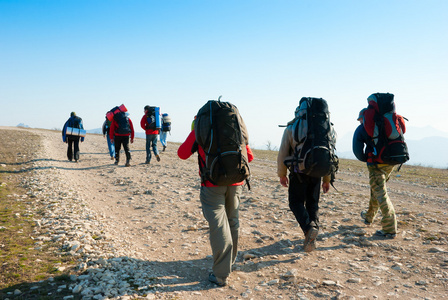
[178, 131, 196, 160]
[140, 115, 147, 131]
[109, 120, 116, 141]
[277, 128, 292, 187]
[62, 121, 68, 142]
[352, 125, 368, 162]
[322, 175, 331, 193]
[80, 119, 85, 142]
[246, 145, 254, 163]
[129, 119, 135, 142]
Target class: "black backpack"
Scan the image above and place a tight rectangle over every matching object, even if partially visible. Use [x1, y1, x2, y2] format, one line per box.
[284, 97, 339, 180]
[363, 93, 409, 165]
[68, 116, 82, 129]
[145, 106, 161, 130]
[114, 112, 131, 134]
[194, 98, 250, 187]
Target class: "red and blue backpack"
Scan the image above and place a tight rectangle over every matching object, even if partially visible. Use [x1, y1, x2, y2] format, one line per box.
[362, 93, 409, 165]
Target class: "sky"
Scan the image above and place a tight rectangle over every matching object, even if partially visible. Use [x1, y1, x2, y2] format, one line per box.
[1, 0, 447, 151]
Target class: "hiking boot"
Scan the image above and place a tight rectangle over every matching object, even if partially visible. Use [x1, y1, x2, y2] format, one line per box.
[375, 230, 396, 239]
[156, 155, 161, 162]
[144, 161, 150, 165]
[304, 227, 319, 253]
[163, 146, 166, 152]
[361, 210, 371, 225]
[125, 160, 131, 167]
[110, 156, 115, 160]
[114, 160, 119, 165]
[208, 272, 227, 287]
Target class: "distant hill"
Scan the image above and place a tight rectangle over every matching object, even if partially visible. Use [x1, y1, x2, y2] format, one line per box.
[17, 123, 30, 128]
[336, 126, 448, 169]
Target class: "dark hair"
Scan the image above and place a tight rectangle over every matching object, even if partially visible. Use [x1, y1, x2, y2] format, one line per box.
[144, 105, 150, 111]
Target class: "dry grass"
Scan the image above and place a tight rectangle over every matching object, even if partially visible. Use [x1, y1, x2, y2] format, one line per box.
[0, 128, 79, 299]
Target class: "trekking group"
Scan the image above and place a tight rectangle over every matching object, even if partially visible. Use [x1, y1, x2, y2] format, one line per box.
[62, 93, 409, 287]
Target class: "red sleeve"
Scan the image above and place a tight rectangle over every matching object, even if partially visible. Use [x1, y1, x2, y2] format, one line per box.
[129, 119, 135, 139]
[246, 145, 254, 162]
[178, 131, 196, 160]
[109, 120, 116, 140]
[140, 115, 147, 131]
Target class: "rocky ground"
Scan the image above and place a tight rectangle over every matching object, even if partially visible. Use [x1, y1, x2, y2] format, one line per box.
[0, 126, 447, 300]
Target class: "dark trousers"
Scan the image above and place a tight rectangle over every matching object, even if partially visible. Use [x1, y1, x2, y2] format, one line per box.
[67, 136, 80, 161]
[114, 135, 131, 162]
[288, 172, 321, 235]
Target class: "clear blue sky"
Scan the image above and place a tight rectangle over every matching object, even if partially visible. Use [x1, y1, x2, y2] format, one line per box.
[1, 0, 447, 149]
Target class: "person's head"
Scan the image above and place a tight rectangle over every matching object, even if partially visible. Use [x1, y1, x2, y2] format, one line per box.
[144, 105, 150, 113]
[357, 108, 367, 124]
[70, 112, 76, 117]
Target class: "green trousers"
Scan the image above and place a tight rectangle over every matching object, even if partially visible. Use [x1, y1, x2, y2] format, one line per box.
[200, 185, 242, 279]
[365, 164, 397, 234]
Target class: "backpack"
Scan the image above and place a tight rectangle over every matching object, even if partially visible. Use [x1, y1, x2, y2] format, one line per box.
[161, 113, 171, 132]
[68, 116, 82, 129]
[194, 98, 250, 187]
[284, 97, 339, 180]
[106, 104, 127, 121]
[362, 93, 409, 165]
[146, 106, 161, 130]
[113, 111, 131, 135]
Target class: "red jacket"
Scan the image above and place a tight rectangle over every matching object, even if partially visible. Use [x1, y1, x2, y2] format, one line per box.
[178, 130, 254, 187]
[110, 118, 135, 140]
[140, 115, 160, 135]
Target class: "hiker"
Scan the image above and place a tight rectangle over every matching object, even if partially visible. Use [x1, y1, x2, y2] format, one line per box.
[178, 99, 253, 287]
[102, 116, 115, 160]
[110, 111, 134, 167]
[141, 105, 161, 164]
[62, 112, 85, 163]
[160, 113, 171, 152]
[277, 97, 338, 252]
[352, 93, 408, 239]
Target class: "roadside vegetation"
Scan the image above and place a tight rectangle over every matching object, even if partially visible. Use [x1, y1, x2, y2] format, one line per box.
[0, 129, 78, 299]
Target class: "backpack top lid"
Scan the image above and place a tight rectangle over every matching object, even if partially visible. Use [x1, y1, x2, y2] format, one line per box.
[367, 93, 395, 115]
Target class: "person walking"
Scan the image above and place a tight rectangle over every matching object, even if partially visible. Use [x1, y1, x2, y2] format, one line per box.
[110, 111, 134, 167]
[277, 98, 336, 252]
[62, 112, 85, 162]
[160, 113, 171, 152]
[141, 105, 160, 164]
[178, 101, 254, 287]
[102, 116, 115, 160]
[353, 108, 397, 238]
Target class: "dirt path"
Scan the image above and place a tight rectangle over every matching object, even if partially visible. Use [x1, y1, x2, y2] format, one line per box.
[2, 127, 448, 299]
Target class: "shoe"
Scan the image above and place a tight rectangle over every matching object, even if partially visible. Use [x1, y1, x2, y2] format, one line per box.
[304, 227, 319, 253]
[361, 210, 371, 225]
[144, 161, 150, 165]
[375, 230, 396, 239]
[114, 161, 119, 165]
[208, 273, 227, 287]
[156, 155, 161, 162]
[125, 160, 131, 167]
[110, 156, 115, 160]
[163, 146, 166, 152]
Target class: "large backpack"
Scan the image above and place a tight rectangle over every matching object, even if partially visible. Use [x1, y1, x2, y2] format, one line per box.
[362, 93, 409, 165]
[161, 113, 171, 132]
[68, 116, 82, 129]
[113, 111, 131, 135]
[145, 106, 161, 130]
[194, 98, 250, 187]
[284, 97, 339, 180]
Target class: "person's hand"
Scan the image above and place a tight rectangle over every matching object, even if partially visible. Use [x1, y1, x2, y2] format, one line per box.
[111, 139, 114, 144]
[280, 176, 288, 187]
[322, 182, 330, 193]
[131, 138, 134, 144]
